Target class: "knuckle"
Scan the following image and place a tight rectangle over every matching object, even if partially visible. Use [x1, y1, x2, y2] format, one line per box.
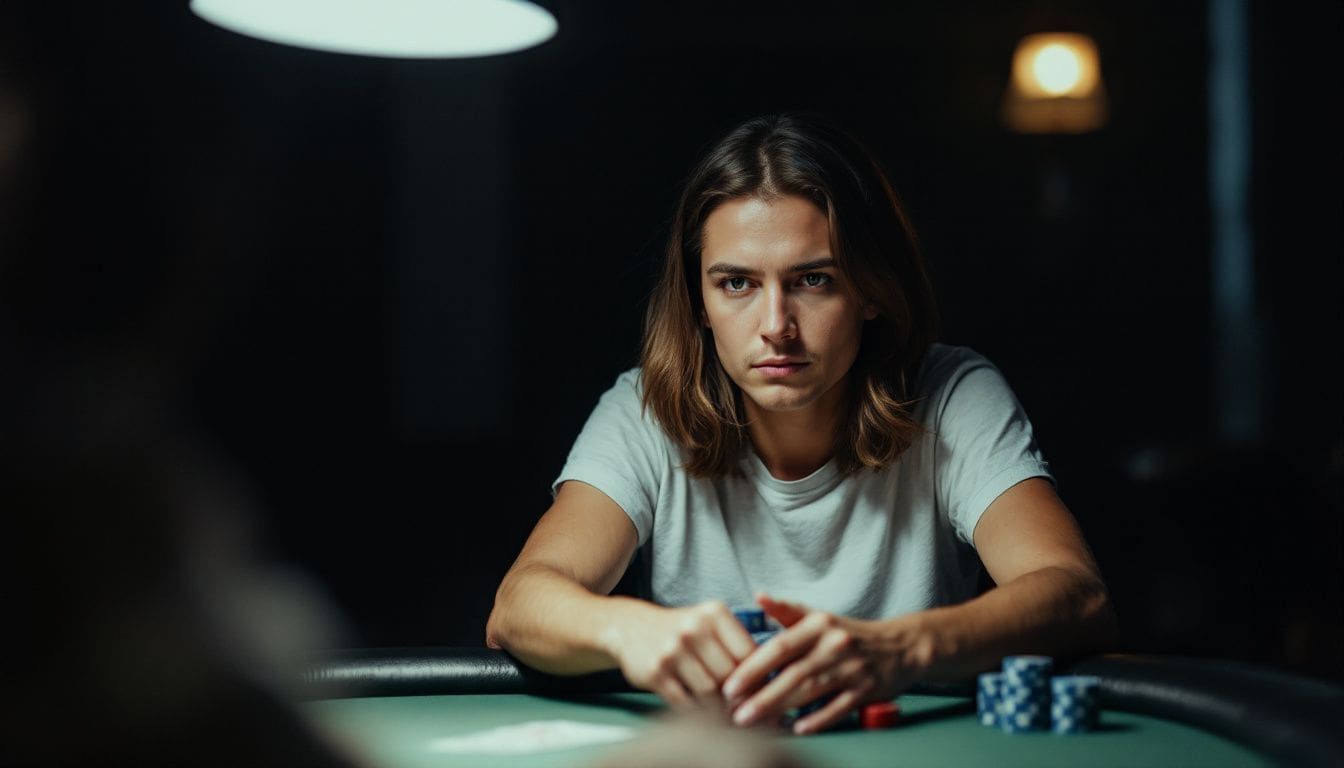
[641, 665, 664, 686]
[803, 611, 838, 632]
[693, 612, 716, 634]
[656, 652, 678, 675]
[689, 677, 717, 696]
[693, 600, 724, 623]
[827, 627, 853, 651]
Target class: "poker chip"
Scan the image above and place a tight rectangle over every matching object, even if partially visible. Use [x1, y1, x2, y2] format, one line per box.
[976, 672, 1004, 726]
[1050, 675, 1101, 734]
[750, 630, 779, 646]
[979, 657, 1105, 736]
[794, 696, 830, 720]
[860, 701, 900, 729]
[1001, 655, 1053, 686]
[998, 656, 1053, 733]
[733, 608, 768, 633]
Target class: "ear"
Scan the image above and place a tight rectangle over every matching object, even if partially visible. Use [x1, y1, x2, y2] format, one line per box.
[862, 304, 879, 321]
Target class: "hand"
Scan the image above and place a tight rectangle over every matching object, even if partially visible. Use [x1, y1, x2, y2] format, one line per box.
[721, 594, 928, 734]
[609, 600, 758, 711]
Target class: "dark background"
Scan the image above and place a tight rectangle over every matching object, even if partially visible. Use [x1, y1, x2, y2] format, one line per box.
[4, 0, 1341, 684]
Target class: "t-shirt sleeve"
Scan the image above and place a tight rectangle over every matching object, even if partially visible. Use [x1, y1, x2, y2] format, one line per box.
[552, 369, 667, 545]
[930, 349, 1054, 546]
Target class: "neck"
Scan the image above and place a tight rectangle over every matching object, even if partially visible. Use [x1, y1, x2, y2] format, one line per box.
[743, 381, 848, 481]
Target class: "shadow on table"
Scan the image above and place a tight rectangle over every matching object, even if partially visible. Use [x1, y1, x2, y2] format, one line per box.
[892, 699, 976, 727]
[532, 691, 669, 716]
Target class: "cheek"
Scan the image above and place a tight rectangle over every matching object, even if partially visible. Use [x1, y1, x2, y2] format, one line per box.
[813, 308, 866, 357]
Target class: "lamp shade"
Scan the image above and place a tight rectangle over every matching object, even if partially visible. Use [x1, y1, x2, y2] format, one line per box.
[190, 0, 558, 58]
[1002, 33, 1108, 133]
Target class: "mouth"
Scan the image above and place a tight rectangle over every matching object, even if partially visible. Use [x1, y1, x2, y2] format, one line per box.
[752, 359, 810, 378]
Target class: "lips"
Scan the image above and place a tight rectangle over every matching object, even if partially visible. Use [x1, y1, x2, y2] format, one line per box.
[752, 359, 809, 377]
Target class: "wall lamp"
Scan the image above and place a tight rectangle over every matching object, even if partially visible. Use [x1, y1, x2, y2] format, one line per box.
[1002, 32, 1108, 133]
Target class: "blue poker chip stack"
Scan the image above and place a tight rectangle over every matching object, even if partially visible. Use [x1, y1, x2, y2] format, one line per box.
[998, 656, 1053, 732]
[733, 608, 768, 633]
[1051, 675, 1101, 733]
[976, 672, 1004, 726]
[737, 609, 782, 649]
[751, 629, 779, 646]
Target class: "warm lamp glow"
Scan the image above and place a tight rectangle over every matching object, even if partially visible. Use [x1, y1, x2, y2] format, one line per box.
[1032, 44, 1083, 95]
[1003, 32, 1108, 133]
[190, 0, 557, 59]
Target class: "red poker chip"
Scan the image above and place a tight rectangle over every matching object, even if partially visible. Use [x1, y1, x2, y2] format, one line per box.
[860, 701, 901, 729]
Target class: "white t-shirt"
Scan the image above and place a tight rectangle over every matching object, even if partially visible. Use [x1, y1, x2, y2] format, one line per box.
[553, 344, 1052, 619]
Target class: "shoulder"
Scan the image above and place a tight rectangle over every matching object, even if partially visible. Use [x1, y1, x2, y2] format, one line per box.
[913, 344, 999, 396]
[912, 345, 1019, 422]
[598, 367, 646, 409]
[613, 366, 644, 392]
[583, 367, 664, 439]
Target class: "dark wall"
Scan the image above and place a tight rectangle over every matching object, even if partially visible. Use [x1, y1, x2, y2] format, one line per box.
[5, 2, 1341, 680]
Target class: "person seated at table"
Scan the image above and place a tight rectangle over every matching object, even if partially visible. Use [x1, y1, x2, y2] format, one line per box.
[486, 113, 1117, 734]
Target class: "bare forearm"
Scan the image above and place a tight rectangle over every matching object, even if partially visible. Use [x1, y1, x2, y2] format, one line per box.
[486, 563, 651, 675]
[903, 566, 1117, 682]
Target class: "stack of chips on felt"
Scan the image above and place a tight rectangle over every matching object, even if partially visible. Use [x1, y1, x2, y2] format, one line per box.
[1050, 675, 1101, 733]
[999, 655, 1052, 732]
[977, 656, 1103, 735]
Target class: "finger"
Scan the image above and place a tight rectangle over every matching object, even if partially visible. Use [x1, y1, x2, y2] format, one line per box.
[683, 602, 753, 673]
[756, 592, 808, 627]
[793, 687, 866, 735]
[673, 648, 722, 702]
[692, 630, 739, 683]
[722, 616, 824, 703]
[732, 622, 853, 724]
[715, 607, 758, 662]
[736, 657, 827, 723]
[658, 678, 694, 710]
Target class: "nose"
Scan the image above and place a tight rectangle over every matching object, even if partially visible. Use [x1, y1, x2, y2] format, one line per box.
[759, 286, 797, 342]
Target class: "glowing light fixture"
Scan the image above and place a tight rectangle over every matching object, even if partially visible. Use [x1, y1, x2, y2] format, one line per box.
[190, 0, 558, 59]
[1002, 33, 1108, 133]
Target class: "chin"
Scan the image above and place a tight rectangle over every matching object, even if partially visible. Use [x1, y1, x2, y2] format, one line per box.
[743, 385, 818, 413]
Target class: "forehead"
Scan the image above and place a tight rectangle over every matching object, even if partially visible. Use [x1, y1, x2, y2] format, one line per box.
[700, 195, 831, 268]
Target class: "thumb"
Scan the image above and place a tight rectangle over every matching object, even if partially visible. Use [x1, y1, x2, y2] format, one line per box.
[756, 592, 809, 627]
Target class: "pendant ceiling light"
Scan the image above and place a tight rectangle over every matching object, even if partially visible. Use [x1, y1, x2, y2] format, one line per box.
[190, 0, 557, 58]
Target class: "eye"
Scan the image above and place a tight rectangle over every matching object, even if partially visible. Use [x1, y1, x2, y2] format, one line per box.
[722, 276, 750, 293]
[800, 273, 832, 288]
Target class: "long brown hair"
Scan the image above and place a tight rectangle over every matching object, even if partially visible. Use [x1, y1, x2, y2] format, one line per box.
[640, 114, 939, 477]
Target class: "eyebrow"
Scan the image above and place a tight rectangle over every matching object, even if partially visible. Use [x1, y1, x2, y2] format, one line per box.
[704, 258, 837, 276]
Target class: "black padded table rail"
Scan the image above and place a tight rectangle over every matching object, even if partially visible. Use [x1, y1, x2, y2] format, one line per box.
[297, 646, 632, 698]
[1069, 655, 1344, 768]
[296, 648, 1344, 767]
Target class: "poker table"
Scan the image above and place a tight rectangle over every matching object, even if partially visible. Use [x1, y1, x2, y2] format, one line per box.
[296, 648, 1344, 768]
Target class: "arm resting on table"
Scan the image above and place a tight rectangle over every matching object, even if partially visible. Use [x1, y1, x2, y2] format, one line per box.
[486, 480, 643, 675]
[914, 477, 1118, 681]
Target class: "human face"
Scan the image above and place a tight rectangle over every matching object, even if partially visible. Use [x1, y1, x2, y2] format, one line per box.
[699, 195, 874, 419]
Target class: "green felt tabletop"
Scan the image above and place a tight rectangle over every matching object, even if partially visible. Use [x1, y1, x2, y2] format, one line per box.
[301, 691, 1273, 768]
